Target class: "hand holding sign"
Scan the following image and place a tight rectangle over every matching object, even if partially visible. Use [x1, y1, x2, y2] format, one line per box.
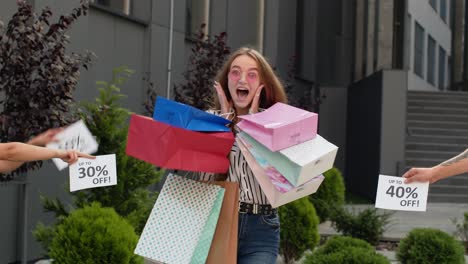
[46, 120, 98, 170]
[375, 175, 429, 211]
[69, 154, 117, 192]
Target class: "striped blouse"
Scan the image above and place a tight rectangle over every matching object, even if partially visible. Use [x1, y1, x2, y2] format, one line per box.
[198, 110, 270, 205]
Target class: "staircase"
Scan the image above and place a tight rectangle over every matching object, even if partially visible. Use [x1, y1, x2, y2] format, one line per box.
[406, 90, 468, 203]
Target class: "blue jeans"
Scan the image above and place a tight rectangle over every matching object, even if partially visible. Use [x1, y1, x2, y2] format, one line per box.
[238, 213, 280, 264]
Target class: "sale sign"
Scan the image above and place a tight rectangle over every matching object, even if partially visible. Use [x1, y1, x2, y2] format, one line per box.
[375, 174, 429, 211]
[69, 154, 117, 192]
[46, 120, 99, 170]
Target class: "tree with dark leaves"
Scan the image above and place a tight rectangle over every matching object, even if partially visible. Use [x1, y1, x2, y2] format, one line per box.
[0, 0, 94, 180]
[174, 24, 231, 110]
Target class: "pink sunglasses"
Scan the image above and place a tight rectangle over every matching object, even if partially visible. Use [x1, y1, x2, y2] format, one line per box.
[228, 69, 259, 84]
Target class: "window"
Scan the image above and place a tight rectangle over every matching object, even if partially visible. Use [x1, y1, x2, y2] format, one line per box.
[92, 0, 132, 16]
[439, 46, 446, 89]
[414, 22, 425, 78]
[90, 0, 151, 22]
[427, 35, 436, 85]
[186, 0, 210, 38]
[440, 0, 447, 22]
[429, 0, 437, 11]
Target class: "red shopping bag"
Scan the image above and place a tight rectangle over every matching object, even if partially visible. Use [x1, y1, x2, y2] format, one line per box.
[126, 114, 234, 173]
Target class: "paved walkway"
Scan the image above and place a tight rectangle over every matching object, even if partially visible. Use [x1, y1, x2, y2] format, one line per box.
[319, 203, 468, 240]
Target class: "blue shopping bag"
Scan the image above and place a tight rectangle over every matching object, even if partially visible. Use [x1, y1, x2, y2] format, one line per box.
[153, 96, 231, 132]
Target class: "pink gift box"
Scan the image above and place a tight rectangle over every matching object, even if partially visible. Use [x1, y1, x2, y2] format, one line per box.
[237, 103, 318, 151]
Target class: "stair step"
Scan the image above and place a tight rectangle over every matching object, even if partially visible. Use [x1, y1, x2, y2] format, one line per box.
[401, 170, 468, 186]
[407, 127, 468, 137]
[407, 106, 468, 115]
[408, 90, 468, 99]
[407, 113, 468, 123]
[406, 158, 468, 168]
[429, 184, 468, 195]
[406, 142, 467, 152]
[408, 99, 468, 108]
[428, 193, 468, 203]
[406, 158, 444, 167]
[405, 150, 460, 160]
[408, 120, 468, 130]
[432, 174, 468, 185]
[406, 134, 468, 144]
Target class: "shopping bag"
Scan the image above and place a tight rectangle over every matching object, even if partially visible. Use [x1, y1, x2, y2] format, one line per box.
[237, 137, 324, 208]
[237, 102, 318, 151]
[135, 174, 225, 264]
[206, 181, 239, 264]
[126, 114, 234, 173]
[153, 96, 231, 132]
[238, 132, 337, 187]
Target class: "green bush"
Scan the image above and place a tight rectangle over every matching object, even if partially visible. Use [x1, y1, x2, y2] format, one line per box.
[35, 67, 163, 252]
[314, 235, 373, 253]
[74, 66, 163, 233]
[49, 203, 142, 264]
[331, 207, 393, 245]
[308, 167, 345, 222]
[304, 236, 390, 264]
[452, 212, 468, 252]
[397, 228, 465, 264]
[305, 246, 390, 264]
[279, 198, 320, 264]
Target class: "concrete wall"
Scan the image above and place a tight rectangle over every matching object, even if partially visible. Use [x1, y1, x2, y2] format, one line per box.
[0, 0, 17, 20]
[452, 0, 465, 84]
[380, 70, 408, 176]
[355, 0, 394, 79]
[0, 2, 27, 262]
[263, 0, 297, 79]
[318, 86, 348, 172]
[346, 69, 408, 200]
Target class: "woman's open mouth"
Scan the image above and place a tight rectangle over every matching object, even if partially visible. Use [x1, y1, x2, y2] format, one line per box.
[236, 88, 249, 100]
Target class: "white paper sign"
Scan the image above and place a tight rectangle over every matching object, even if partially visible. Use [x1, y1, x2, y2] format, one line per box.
[375, 174, 429, 211]
[46, 120, 98, 170]
[69, 154, 117, 192]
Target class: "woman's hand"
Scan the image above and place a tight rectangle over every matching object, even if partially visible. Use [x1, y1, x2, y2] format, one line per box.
[58, 150, 95, 165]
[28, 128, 63, 146]
[249, 85, 264, 114]
[403, 167, 437, 184]
[214, 81, 232, 115]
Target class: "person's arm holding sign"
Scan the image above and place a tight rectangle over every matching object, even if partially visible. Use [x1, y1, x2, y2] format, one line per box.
[0, 128, 94, 173]
[403, 148, 468, 184]
[0, 128, 63, 172]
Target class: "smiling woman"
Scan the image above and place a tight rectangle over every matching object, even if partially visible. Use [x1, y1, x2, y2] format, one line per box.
[200, 47, 287, 264]
[214, 47, 287, 117]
